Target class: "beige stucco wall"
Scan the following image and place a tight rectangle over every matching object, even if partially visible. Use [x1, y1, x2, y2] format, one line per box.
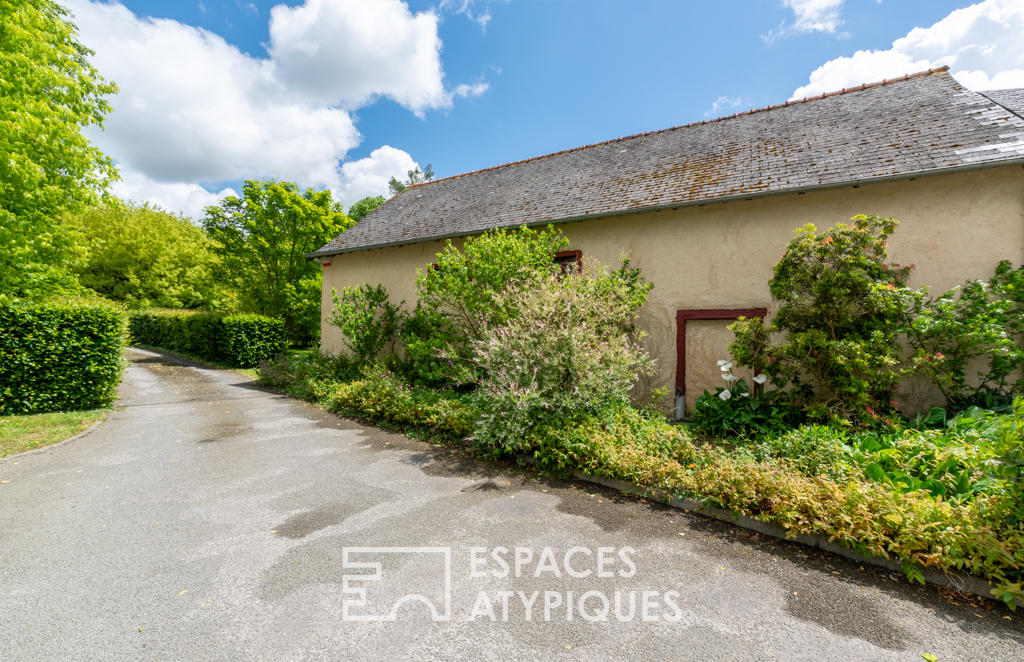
[322, 165, 1024, 415]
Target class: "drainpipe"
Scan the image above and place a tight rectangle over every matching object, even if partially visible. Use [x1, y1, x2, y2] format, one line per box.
[675, 387, 685, 421]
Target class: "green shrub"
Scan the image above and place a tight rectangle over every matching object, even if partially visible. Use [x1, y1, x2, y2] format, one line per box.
[325, 368, 476, 438]
[258, 349, 356, 400]
[0, 299, 127, 414]
[902, 260, 1024, 411]
[328, 283, 405, 365]
[406, 225, 570, 383]
[471, 257, 655, 450]
[128, 309, 285, 368]
[730, 214, 911, 426]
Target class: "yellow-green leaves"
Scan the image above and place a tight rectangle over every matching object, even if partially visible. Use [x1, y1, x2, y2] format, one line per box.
[1, 0, 119, 302]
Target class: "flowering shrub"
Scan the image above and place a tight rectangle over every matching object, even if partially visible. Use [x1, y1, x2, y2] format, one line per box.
[470, 257, 656, 450]
[730, 214, 910, 426]
[691, 360, 800, 437]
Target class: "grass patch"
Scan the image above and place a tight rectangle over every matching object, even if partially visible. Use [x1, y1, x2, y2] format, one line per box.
[0, 409, 107, 458]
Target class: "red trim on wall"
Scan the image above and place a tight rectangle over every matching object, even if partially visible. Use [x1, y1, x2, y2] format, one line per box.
[675, 308, 768, 396]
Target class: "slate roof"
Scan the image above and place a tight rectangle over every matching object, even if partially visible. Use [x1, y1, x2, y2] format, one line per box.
[312, 68, 1024, 257]
[984, 88, 1024, 116]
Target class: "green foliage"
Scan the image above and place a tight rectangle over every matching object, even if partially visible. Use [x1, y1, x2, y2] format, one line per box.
[325, 367, 475, 439]
[128, 309, 286, 368]
[471, 257, 656, 449]
[0, 298, 127, 414]
[346, 196, 385, 223]
[407, 225, 570, 382]
[903, 260, 1024, 411]
[0, 0, 119, 303]
[74, 202, 231, 310]
[258, 349, 357, 400]
[730, 214, 911, 426]
[388, 164, 434, 197]
[692, 364, 801, 438]
[203, 180, 352, 346]
[328, 284, 405, 365]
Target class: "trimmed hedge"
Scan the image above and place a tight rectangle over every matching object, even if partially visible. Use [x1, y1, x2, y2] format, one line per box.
[128, 309, 286, 368]
[0, 299, 128, 414]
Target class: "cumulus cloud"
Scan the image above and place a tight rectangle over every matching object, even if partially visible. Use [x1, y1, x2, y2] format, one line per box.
[110, 172, 236, 220]
[268, 0, 450, 114]
[792, 0, 1024, 98]
[704, 96, 744, 117]
[62, 0, 480, 218]
[334, 146, 419, 205]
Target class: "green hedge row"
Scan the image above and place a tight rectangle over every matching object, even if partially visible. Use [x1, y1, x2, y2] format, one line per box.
[128, 310, 286, 368]
[1, 299, 128, 414]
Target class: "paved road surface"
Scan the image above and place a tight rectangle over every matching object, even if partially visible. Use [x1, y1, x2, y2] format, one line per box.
[1, 348, 1022, 661]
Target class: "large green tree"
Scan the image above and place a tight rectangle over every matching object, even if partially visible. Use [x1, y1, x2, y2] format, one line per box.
[74, 202, 231, 310]
[203, 180, 352, 345]
[0, 0, 119, 303]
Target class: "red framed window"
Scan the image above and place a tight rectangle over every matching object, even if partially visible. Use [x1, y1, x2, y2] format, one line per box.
[675, 308, 768, 398]
[553, 250, 583, 275]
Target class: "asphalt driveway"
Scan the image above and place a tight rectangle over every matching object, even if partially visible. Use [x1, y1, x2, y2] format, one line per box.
[1, 348, 1022, 661]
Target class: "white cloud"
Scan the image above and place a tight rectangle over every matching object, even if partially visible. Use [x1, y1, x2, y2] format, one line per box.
[110, 172, 236, 220]
[454, 81, 489, 98]
[440, 0, 492, 32]
[786, 0, 845, 33]
[792, 0, 1024, 98]
[763, 0, 845, 42]
[334, 146, 418, 206]
[705, 96, 743, 117]
[268, 0, 450, 114]
[62, 0, 479, 218]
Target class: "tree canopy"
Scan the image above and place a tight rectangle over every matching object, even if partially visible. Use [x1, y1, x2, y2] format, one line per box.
[74, 202, 230, 310]
[203, 180, 352, 345]
[0, 0, 119, 303]
[347, 195, 385, 222]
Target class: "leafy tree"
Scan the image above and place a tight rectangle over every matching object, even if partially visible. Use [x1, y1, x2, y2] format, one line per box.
[729, 214, 911, 426]
[203, 180, 352, 346]
[347, 195, 385, 222]
[0, 0, 119, 303]
[388, 163, 434, 197]
[74, 202, 231, 310]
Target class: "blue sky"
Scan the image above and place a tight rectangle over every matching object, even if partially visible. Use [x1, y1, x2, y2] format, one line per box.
[64, 1, 1024, 217]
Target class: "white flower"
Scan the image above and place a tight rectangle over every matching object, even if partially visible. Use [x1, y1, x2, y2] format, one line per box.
[719, 362, 733, 371]
[753, 374, 768, 384]
[719, 390, 732, 400]
[717, 359, 728, 366]
[723, 373, 737, 382]
[741, 392, 750, 397]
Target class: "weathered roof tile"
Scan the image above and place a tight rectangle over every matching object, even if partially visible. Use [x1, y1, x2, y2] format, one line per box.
[313, 69, 1024, 257]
